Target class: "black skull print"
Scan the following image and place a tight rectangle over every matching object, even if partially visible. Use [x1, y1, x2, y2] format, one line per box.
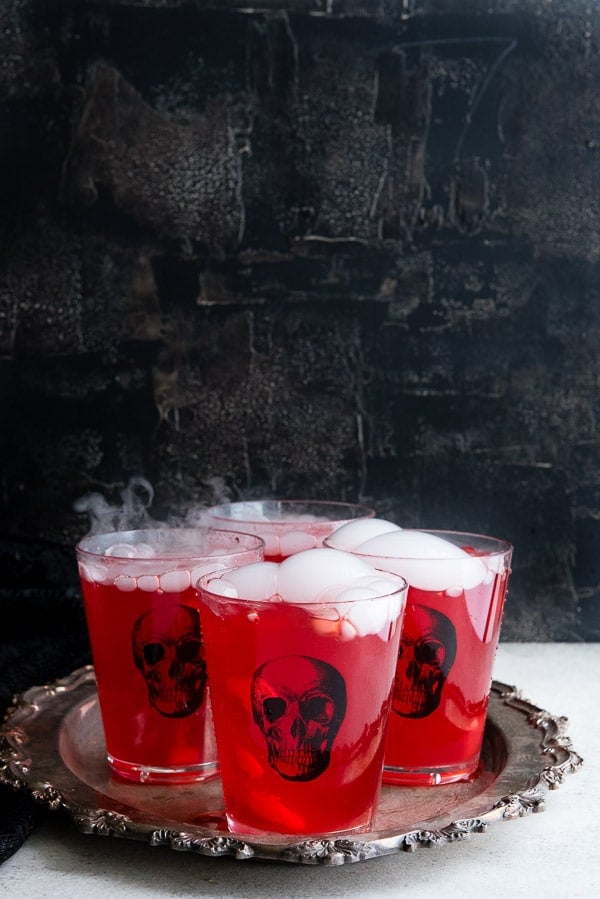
[251, 655, 347, 781]
[132, 604, 207, 717]
[392, 605, 457, 718]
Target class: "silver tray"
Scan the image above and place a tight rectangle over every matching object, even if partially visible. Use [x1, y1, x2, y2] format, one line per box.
[0, 665, 583, 866]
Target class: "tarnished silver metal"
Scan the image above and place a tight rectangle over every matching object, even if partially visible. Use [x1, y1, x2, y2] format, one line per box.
[0, 666, 583, 866]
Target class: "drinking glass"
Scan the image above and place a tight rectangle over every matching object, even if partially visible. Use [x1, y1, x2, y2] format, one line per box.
[76, 527, 263, 783]
[196, 550, 407, 834]
[205, 500, 375, 562]
[325, 528, 513, 785]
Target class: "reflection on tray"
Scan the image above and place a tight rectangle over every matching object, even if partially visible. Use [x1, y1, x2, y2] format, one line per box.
[0, 666, 583, 865]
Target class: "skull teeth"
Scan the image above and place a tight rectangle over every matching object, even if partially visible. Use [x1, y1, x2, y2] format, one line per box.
[271, 749, 327, 778]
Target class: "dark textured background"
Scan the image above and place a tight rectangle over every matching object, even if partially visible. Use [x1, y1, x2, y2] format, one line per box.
[1, 0, 599, 643]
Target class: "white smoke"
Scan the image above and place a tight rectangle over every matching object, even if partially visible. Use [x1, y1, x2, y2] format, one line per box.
[74, 475, 240, 536]
[74, 477, 158, 535]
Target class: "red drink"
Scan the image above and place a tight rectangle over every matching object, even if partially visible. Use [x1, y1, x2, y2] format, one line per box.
[324, 528, 513, 785]
[76, 527, 263, 783]
[384, 567, 508, 783]
[80, 578, 214, 778]
[205, 500, 375, 562]
[197, 550, 407, 835]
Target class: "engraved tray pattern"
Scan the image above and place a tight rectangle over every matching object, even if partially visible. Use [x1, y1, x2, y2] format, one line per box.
[0, 666, 583, 866]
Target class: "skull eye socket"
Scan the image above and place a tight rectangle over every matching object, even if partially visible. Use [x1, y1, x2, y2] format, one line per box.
[301, 694, 334, 723]
[142, 643, 165, 666]
[414, 640, 445, 667]
[263, 697, 287, 723]
[176, 639, 202, 663]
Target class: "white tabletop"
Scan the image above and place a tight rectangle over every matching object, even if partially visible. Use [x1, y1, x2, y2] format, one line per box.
[2, 643, 598, 898]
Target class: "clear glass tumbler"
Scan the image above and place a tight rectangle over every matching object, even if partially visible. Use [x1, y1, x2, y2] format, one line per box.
[205, 499, 375, 562]
[76, 526, 264, 783]
[195, 549, 408, 835]
[325, 527, 513, 785]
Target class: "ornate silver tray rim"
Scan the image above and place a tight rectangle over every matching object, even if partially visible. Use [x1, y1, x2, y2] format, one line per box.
[0, 665, 583, 866]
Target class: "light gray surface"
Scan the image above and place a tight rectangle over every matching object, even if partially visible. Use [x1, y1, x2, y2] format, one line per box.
[1, 643, 598, 898]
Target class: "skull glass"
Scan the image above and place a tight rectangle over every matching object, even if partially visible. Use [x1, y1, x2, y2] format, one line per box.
[196, 554, 407, 836]
[76, 527, 263, 783]
[325, 529, 513, 785]
[205, 500, 375, 561]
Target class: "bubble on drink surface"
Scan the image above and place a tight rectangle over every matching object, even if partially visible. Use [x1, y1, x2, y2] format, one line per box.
[335, 577, 406, 637]
[104, 542, 156, 559]
[354, 574, 403, 594]
[220, 562, 279, 601]
[200, 550, 406, 640]
[355, 530, 487, 591]
[78, 560, 113, 585]
[114, 575, 137, 592]
[277, 548, 375, 605]
[278, 550, 406, 640]
[77, 561, 95, 583]
[191, 561, 227, 585]
[334, 586, 379, 636]
[137, 574, 160, 593]
[279, 530, 317, 556]
[326, 518, 401, 551]
[339, 619, 359, 640]
[159, 568, 192, 593]
[204, 577, 239, 598]
[485, 553, 508, 576]
[105, 543, 137, 558]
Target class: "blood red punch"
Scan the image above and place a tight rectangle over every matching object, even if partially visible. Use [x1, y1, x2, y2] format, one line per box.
[196, 548, 407, 835]
[205, 500, 374, 562]
[76, 527, 263, 783]
[326, 525, 513, 786]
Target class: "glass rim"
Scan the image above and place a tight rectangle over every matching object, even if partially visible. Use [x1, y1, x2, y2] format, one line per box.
[75, 526, 265, 562]
[205, 499, 376, 525]
[324, 528, 513, 560]
[196, 566, 409, 603]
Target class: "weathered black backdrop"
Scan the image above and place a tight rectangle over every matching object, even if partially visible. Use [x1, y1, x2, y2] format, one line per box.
[1, 0, 599, 644]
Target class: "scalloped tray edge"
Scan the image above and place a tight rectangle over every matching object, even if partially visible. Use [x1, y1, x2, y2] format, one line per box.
[0, 666, 584, 866]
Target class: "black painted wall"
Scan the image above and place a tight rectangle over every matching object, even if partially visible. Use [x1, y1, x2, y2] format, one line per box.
[1, 0, 599, 640]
